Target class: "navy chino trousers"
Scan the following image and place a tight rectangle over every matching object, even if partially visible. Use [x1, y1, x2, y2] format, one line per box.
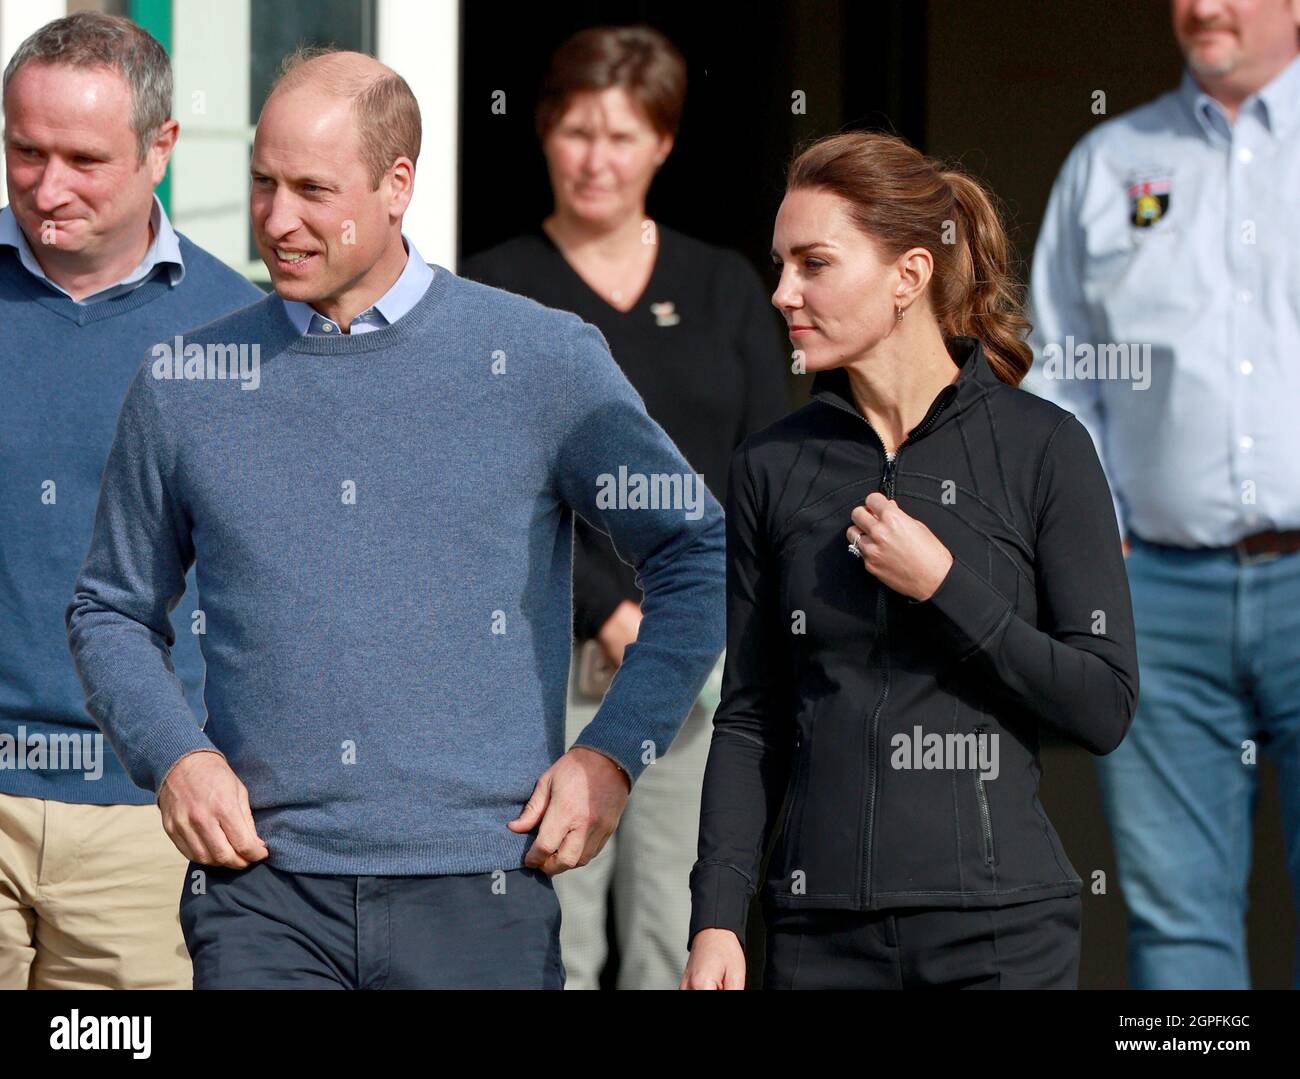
[179, 859, 565, 989]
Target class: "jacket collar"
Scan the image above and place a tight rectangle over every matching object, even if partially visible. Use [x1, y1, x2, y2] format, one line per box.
[809, 335, 998, 441]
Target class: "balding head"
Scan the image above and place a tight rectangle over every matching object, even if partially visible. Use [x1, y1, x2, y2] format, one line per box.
[270, 48, 391, 98]
[264, 46, 420, 190]
[250, 46, 417, 317]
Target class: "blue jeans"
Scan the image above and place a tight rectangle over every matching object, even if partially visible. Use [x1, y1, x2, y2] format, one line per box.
[1097, 536, 1300, 988]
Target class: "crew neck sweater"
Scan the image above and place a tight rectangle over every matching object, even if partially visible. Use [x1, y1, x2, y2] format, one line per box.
[462, 225, 791, 640]
[0, 237, 262, 804]
[66, 268, 725, 874]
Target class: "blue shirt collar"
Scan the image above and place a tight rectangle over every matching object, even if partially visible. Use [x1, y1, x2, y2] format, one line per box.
[0, 194, 184, 302]
[280, 236, 435, 335]
[1181, 51, 1300, 142]
[1257, 51, 1300, 136]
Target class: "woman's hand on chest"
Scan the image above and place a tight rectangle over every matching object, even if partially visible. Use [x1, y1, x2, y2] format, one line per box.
[847, 492, 955, 602]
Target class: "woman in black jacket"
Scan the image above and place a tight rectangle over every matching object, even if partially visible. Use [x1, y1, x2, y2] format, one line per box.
[681, 131, 1139, 990]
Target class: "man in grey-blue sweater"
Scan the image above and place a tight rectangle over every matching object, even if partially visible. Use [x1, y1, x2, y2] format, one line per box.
[66, 48, 724, 988]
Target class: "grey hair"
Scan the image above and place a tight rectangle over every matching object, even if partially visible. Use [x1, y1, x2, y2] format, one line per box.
[2, 12, 172, 164]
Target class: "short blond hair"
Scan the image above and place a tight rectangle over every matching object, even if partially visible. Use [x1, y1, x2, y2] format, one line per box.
[268, 45, 421, 189]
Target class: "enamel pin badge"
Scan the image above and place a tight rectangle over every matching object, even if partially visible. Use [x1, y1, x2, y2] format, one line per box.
[650, 301, 680, 327]
[1127, 175, 1171, 228]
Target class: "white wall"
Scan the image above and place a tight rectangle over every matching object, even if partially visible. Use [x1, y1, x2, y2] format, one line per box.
[0, 0, 67, 194]
[377, 0, 459, 269]
[1, 0, 462, 274]
[170, 0, 255, 274]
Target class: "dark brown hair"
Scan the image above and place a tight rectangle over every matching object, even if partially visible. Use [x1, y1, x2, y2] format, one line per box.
[786, 131, 1032, 385]
[535, 25, 686, 142]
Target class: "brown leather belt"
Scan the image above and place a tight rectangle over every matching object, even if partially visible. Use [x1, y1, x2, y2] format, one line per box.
[1234, 529, 1300, 563]
[1135, 529, 1300, 564]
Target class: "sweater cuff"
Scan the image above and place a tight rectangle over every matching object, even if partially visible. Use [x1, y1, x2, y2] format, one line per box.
[141, 722, 224, 793]
[918, 556, 1014, 661]
[570, 708, 647, 785]
[688, 861, 754, 951]
[570, 744, 631, 791]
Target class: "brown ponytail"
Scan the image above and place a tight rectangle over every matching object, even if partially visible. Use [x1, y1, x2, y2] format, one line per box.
[786, 132, 1032, 386]
[939, 169, 1033, 385]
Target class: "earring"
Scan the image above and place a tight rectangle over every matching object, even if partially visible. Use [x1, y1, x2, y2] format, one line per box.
[895, 304, 905, 323]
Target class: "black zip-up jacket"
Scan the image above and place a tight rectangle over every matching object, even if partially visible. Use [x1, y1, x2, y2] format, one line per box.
[688, 335, 1139, 949]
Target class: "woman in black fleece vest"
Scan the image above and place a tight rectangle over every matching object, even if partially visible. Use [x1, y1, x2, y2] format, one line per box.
[683, 131, 1139, 990]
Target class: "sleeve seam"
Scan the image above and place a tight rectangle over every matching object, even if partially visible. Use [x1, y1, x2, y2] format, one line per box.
[740, 441, 771, 556]
[552, 317, 576, 489]
[693, 858, 757, 894]
[1031, 415, 1073, 533]
[969, 602, 1015, 659]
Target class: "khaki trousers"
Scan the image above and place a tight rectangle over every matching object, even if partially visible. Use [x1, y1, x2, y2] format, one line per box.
[555, 652, 716, 989]
[0, 791, 192, 989]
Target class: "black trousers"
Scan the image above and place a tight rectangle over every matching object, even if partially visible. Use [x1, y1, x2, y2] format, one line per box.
[762, 894, 1082, 989]
[179, 860, 565, 989]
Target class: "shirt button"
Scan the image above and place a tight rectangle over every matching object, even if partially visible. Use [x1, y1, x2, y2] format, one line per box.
[322, 321, 335, 333]
[1240, 435, 1254, 451]
[1236, 147, 1253, 163]
[1238, 289, 1253, 304]
[1240, 360, 1253, 375]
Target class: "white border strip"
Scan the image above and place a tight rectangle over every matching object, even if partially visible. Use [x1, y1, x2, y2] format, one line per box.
[376, 0, 459, 269]
[0, 0, 66, 180]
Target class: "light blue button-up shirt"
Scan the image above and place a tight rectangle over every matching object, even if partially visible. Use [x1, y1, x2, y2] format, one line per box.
[1023, 54, 1300, 547]
[281, 236, 434, 335]
[0, 194, 184, 302]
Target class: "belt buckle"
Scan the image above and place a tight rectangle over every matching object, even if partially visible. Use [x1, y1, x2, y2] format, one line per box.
[1235, 540, 1280, 566]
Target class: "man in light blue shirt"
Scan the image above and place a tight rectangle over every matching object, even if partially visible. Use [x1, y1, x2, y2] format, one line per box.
[0, 192, 184, 302]
[68, 44, 723, 990]
[1024, 0, 1300, 988]
[280, 233, 431, 334]
[0, 12, 262, 989]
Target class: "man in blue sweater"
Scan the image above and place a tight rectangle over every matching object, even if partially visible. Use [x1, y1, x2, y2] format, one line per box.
[66, 47, 725, 988]
[0, 13, 262, 989]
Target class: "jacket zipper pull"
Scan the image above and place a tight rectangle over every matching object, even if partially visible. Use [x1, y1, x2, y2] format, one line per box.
[881, 452, 898, 498]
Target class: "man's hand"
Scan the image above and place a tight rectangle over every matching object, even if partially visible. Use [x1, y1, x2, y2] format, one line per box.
[1122, 537, 1131, 558]
[158, 750, 269, 868]
[508, 746, 631, 874]
[596, 599, 642, 668]
[680, 928, 747, 989]
[848, 493, 954, 601]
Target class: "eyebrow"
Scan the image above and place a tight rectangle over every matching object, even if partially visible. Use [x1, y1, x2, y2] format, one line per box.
[6, 135, 112, 157]
[250, 166, 336, 187]
[771, 241, 835, 258]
